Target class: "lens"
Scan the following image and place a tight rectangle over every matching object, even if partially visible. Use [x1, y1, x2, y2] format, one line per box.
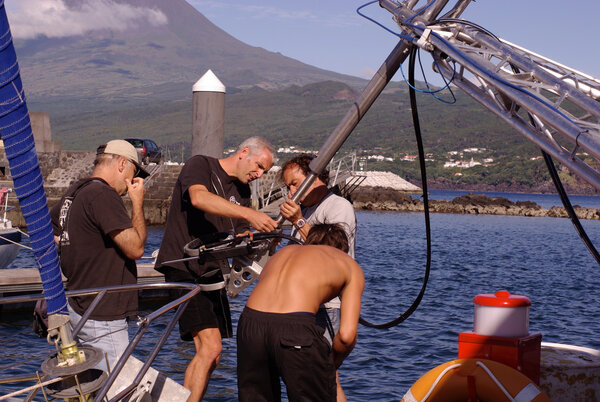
[129, 160, 139, 177]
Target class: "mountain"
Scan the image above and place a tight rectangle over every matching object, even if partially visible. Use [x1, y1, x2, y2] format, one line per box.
[12, 0, 366, 114]
[47, 78, 598, 193]
[12, 0, 589, 192]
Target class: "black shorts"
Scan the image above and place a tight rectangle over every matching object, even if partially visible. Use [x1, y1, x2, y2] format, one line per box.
[165, 269, 232, 341]
[237, 307, 336, 402]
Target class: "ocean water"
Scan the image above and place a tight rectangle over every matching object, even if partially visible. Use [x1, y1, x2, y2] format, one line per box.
[2, 192, 600, 400]
[419, 189, 600, 209]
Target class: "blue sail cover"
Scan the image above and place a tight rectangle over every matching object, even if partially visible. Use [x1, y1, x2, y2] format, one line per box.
[0, 1, 67, 315]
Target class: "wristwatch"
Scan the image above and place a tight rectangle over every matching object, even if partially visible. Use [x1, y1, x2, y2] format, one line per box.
[295, 218, 306, 229]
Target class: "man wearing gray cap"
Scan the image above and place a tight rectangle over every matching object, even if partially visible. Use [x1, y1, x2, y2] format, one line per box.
[50, 139, 148, 371]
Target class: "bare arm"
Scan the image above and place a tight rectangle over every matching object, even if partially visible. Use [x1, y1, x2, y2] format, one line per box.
[332, 262, 365, 368]
[189, 184, 278, 232]
[111, 178, 147, 260]
[279, 198, 311, 240]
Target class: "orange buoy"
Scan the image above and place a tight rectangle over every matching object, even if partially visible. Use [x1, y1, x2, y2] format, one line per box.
[402, 358, 550, 402]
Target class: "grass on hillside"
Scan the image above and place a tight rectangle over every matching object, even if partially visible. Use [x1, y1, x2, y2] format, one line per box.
[31, 80, 591, 191]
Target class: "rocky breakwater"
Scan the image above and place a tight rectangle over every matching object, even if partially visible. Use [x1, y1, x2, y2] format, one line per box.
[352, 188, 600, 220]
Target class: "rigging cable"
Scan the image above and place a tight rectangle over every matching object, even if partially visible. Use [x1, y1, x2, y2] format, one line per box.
[357, 1, 456, 100]
[499, 46, 600, 265]
[541, 150, 600, 264]
[434, 18, 500, 41]
[359, 45, 432, 329]
[421, 25, 581, 127]
[356, 1, 413, 42]
[434, 17, 600, 264]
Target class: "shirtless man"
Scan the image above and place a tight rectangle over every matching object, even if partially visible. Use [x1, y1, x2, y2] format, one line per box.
[236, 224, 365, 401]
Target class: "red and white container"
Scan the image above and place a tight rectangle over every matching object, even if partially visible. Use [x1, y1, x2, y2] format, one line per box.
[473, 290, 530, 337]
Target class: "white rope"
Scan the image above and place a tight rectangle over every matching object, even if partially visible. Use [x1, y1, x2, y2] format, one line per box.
[140, 249, 159, 260]
[421, 363, 462, 401]
[475, 361, 515, 401]
[15, 227, 29, 237]
[0, 233, 32, 250]
[514, 383, 541, 402]
[414, 360, 539, 402]
[0, 376, 63, 400]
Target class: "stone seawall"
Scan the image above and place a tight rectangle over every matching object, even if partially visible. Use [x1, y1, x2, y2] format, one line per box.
[3, 150, 183, 228]
[7, 190, 595, 229]
[7, 182, 600, 228]
[6, 198, 174, 228]
[4, 149, 599, 228]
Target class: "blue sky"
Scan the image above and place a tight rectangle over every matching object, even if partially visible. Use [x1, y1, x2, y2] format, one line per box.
[191, 0, 600, 85]
[6, 1, 599, 86]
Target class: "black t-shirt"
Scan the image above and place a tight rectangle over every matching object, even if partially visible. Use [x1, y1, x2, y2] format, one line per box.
[155, 155, 250, 277]
[50, 178, 137, 320]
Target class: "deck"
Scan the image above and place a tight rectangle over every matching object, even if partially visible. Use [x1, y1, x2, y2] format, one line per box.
[0, 263, 161, 296]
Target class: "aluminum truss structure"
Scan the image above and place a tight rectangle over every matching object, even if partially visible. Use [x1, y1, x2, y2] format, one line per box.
[385, 0, 600, 189]
[300, 0, 600, 200]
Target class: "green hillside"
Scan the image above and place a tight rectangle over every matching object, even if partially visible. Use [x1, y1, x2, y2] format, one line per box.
[12, 0, 596, 193]
[29, 79, 598, 193]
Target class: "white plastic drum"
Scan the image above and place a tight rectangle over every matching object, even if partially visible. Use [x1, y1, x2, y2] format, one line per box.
[473, 290, 530, 337]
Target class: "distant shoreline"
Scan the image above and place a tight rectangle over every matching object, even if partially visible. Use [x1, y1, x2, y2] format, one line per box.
[5, 186, 599, 230]
[422, 180, 600, 196]
[351, 187, 600, 220]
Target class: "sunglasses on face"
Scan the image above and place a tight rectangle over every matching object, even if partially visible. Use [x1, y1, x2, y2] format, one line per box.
[127, 160, 140, 178]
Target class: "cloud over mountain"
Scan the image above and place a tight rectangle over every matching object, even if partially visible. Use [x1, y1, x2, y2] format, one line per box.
[7, 0, 168, 39]
[6, 0, 364, 110]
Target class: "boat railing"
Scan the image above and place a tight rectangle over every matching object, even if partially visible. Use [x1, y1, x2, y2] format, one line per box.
[327, 153, 367, 198]
[0, 282, 201, 401]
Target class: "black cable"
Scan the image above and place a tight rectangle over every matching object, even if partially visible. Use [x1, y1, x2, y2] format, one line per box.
[507, 62, 600, 265]
[541, 151, 600, 264]
[359, 46, 433, 329]
[188, 231, 303, 252]
[166, 232, 304, 267]
[250, 232, 304, 245]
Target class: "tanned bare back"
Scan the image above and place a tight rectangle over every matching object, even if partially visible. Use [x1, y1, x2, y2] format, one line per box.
[246, 243, 364, 368]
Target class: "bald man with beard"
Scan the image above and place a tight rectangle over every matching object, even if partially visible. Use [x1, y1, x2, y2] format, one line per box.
[236, 224, 365, 401]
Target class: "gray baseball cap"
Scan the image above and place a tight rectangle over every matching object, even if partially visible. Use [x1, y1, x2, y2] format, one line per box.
[96, 139, 150, 178]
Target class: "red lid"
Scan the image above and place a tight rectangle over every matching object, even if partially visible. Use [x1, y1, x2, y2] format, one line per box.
[473, 290, 531, 307]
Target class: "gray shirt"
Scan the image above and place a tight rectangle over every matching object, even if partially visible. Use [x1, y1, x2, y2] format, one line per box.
[293, 192, 357, 309]
[294, 192, 356, 257]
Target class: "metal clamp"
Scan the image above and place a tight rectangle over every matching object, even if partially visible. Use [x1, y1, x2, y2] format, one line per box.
[226, 259, 264, 297]
[416, 28, 434, 51]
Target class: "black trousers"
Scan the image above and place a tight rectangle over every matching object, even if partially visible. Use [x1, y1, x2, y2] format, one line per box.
[237, 307, 336, 402]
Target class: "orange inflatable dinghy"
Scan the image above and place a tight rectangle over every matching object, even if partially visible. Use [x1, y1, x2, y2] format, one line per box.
[402, 358, 550, 401]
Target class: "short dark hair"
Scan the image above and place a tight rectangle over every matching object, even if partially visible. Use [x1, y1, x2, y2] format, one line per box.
[279, 153, 329, 185]
[305, 223, 349, 253]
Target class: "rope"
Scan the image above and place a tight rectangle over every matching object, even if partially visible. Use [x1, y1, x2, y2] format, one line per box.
[0, 233, 32, 249]
[0, 376, 63, 400]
